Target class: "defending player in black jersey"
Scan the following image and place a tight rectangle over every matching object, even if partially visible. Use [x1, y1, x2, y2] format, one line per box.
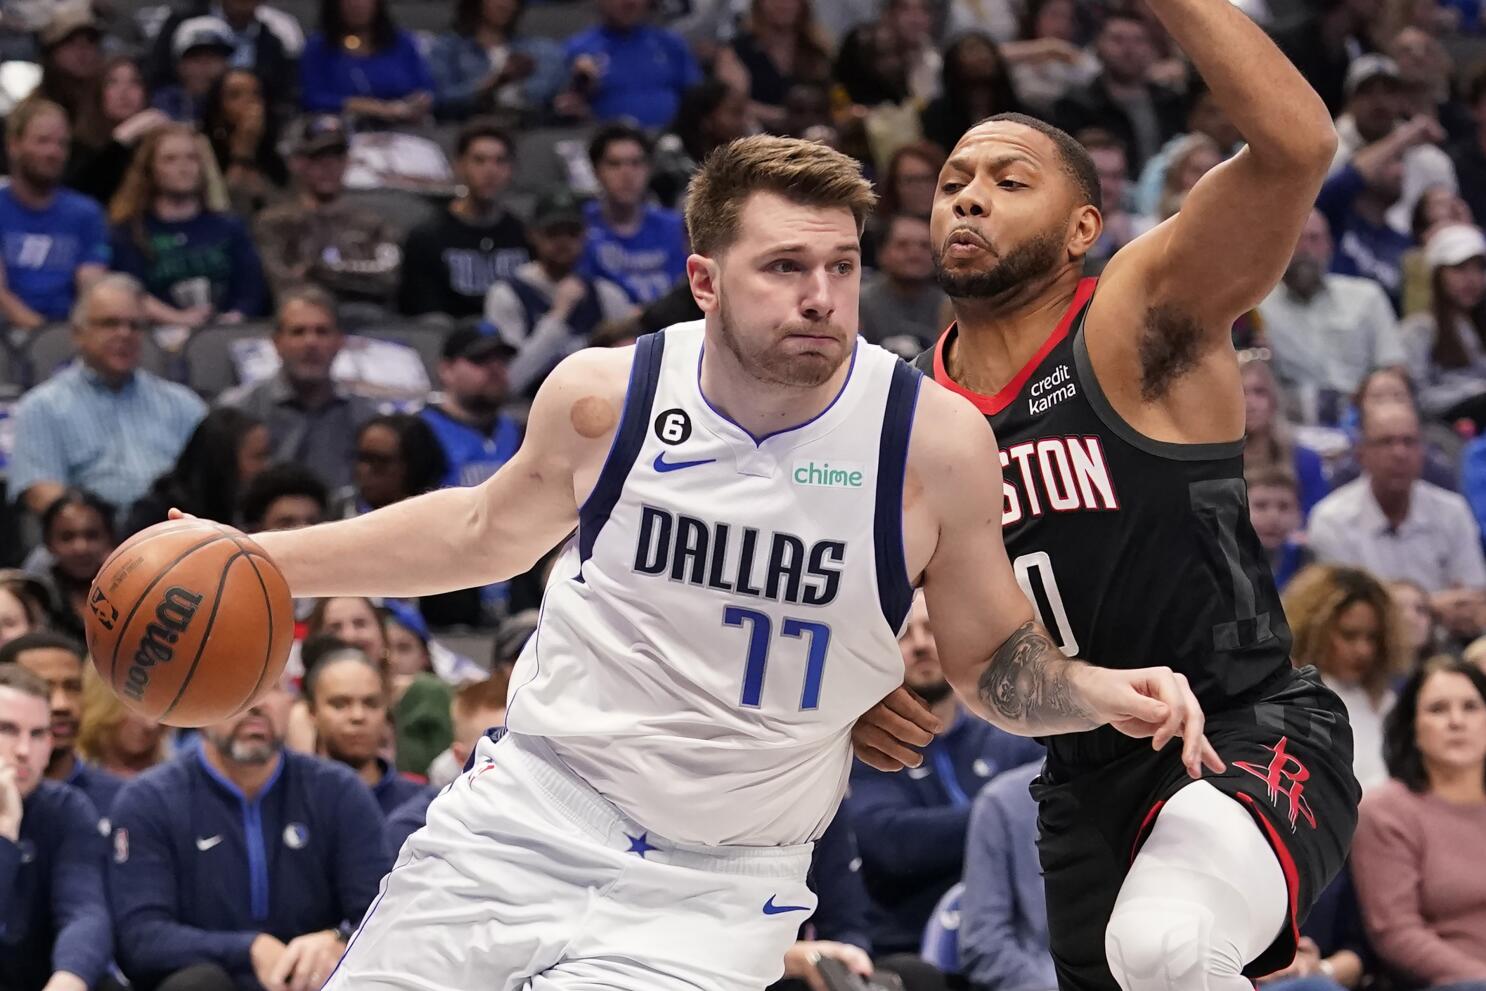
[910, 1, 1362, 989]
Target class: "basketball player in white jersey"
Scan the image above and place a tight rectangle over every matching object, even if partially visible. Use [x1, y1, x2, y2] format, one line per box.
[216, 137, 1222, 991]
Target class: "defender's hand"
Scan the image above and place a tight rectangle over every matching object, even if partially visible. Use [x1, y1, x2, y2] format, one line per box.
[852, 686, 942, 771]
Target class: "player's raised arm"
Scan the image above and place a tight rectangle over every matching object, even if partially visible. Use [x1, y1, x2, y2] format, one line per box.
[910, 384, 1223, 778]
[245, 346, 632, 598]
[1099, 0, 1337, 333]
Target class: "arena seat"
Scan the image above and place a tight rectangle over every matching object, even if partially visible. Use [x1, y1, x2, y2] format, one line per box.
[920, 882, 964, 975]
[22, 322, 174, 387]
[183, 322, 275, 397]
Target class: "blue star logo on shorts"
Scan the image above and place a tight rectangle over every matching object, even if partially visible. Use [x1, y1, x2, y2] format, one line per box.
[625, 832, 656, 858]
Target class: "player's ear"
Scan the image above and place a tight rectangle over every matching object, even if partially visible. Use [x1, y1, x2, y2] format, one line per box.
[687, 254, 721, 313]
[1067, 204, 1102, 263]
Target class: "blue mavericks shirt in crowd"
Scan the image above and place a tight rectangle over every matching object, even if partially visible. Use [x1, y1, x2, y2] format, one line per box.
[66, 760, 125, 825]
[300, 30, 435, 112]
[419, 406, 523, 488]
[0, 185, 109, 320]
[1317, 164, 1412, 310]
[847, 711, 1045, 954]
[579, 199, 688, 305]
[107, 748, 389, 989]
[0, 781, 111, 991]
[110, 212, 269, 317]
[370, 758, 425, 816]
[562, 24, 702, 128]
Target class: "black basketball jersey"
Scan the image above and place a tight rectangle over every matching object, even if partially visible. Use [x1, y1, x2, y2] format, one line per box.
[913, 278, 1295, 767]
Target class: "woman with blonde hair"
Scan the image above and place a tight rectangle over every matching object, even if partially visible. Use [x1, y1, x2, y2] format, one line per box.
[76, 665, 169, 778]
[107, 122, 268, 329]
[1285, 564, 1409, 791]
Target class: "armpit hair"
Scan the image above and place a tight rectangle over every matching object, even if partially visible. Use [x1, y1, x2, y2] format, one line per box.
[1137, 303, 1205, 402]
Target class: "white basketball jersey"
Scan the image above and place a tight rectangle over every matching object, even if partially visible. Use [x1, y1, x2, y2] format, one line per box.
[505, 321, 922, 847]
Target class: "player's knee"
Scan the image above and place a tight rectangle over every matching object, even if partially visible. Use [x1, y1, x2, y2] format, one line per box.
[1105, 897, 1241, 991]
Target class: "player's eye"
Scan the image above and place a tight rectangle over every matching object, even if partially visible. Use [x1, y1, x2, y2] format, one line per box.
[940, 181, 963, 194]
[769, 260, 801, 274]
[832, 261, 855, 275]
[998, 179, 1026, 190]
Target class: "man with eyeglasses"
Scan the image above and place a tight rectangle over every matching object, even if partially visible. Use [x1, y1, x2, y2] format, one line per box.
[1309, 400, 1486, 592]
[218, 284, 378, 491]
[8, 274, 206, 518]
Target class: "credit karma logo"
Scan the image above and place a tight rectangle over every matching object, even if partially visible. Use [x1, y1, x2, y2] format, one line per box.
[792, 461, 865, 488]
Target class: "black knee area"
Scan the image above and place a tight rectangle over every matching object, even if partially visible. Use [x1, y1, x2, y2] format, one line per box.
[154, 963, 238, 991]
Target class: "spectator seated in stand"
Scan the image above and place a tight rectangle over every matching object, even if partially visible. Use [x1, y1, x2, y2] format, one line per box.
[299, 0, 433, 126]
[253, 115, 403, 308]
[76, 666, 170, 782]
[107, 124, 269, 330]
[399, 120, 530, 320]
[153, 18, 236, 124]
[484, 189, 635, 397]
[579, 125, 689, 306]
[1260, 866, 1372, 991]
[960, 759, 1054, 991]
[333, 414, 446, 519]
[1308, 401, 1486, 592]
[559, 0, 701, 128]
[0, 665, 111, 991]
[1240, 356, 1329, 516]
[421, 325, 522, 490]
[712, 0, 833, 134]
[1402, 224, 1486, 424]
[0, 99, 111, 331]
[303, 645, 422, 815]
[202, 68, 290, 217]
[25, 491, 116, 645]
[125, 407, 270, 536]
[8, 275, 206, 519]
[1246, 465, 1311, 591]
[148, 0, 303, 114]
[241, 462, 329, 534]
[1256, 209, 1407, 425]
[0, 632, 122, 818]
[66, 57, 172, 209]
[918, 33, 1023, 161]
[1352, 656, 1486, 990]
[0, 574, 48, 650]
[858, 213, 948, 351]
[218, 284, 379, 493]
[847, 594, 1042, 956]
[108, 679, 389, 991]
[427, 0, 566, 123]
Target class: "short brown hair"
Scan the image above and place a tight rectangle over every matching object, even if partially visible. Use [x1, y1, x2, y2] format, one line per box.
[453, 671, 511, 717]
[1244, 464, 1299, 496]
[684, 136, 877, 257]
[0, 664, 50, 703]
[6, 97, 67, 145]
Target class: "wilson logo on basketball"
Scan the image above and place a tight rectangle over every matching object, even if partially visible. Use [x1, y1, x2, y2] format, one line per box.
[121, 587, 204, 702]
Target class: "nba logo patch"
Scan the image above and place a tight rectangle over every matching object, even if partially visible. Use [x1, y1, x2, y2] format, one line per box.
[283, 823, 309, 849]
[113, 829, 129, 864]
[89, 587, 117, 631]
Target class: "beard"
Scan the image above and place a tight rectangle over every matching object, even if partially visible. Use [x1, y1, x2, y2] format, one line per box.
[910, 678, 955, 706]
[456, 392, 505, 418]
[934, 224, 1065, 300]
[717, 294, 848, 389]
[208, 727, 279, 765]
[16, 157, 61, 194]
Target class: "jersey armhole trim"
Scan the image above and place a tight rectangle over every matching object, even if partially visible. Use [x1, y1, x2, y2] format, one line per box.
[1072, 313, 1245, 463]
[577, 331, 666, 563]
[875, 359, 922, 634]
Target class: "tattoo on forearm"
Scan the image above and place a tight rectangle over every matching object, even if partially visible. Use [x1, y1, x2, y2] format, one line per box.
[978, 621, 1096, 730]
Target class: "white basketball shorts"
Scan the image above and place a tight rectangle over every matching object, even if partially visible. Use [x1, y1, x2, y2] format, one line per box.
[321, 730, 818, 991]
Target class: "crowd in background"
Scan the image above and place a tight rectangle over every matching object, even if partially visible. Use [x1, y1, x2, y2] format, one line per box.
[3, 0, 1486, 988]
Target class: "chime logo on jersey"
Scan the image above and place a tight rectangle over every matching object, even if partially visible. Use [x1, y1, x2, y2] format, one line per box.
[791, 460, 865, 488]
[1000, 436, 1120, 526]
[632, 505, 845, 606]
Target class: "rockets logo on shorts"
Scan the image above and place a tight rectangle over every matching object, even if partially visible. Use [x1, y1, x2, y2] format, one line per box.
[1234, 736, 1317, 830]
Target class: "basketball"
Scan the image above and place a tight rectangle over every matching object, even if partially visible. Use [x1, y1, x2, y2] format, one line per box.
[84, 519, 294, 728]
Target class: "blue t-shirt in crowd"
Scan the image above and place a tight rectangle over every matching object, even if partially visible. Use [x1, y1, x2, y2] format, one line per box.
[1317, 165, 1412, 310]
[110, 212, 269, 317]
[419, 406, 522, 489]
[563, 24, 702, 128]
[300, 29, 435, 112]
[579, 199, 688, 304]
[0, 185, 110, 320]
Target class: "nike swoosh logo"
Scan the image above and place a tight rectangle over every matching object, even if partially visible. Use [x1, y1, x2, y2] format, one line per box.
[653, 452, 716, 473]
[196, 835, 223, 852]
[762, 895, 811, 916]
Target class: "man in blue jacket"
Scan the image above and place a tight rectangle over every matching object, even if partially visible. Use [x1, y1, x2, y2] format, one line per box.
[847, 594, 1044, 955]
[108, 680, 390, 991]
[0, 633, 123, 818]
[0, 665, 111, 991]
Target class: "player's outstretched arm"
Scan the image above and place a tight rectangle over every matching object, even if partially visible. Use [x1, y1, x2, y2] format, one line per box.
[245, 346, 632, 599]
[911, 386, 1223, 777]
[1100, 0, 1337, 335]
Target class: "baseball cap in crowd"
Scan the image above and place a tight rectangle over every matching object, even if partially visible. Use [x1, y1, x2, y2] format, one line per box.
[442, 321, 517, 362]
[1424, 224, 1486, 270]
[172, 16, 235, 59]
[531, 189, 585, 231]
[284, 114, 350, 156]
[494, 609, 540, 666]
[38, 3, 102, 50]
[1344, 54, 1402, 100]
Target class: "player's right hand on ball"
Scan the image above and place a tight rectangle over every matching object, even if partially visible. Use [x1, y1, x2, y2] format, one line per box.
[1081, 666, 1226, 780]
[166, 508, 196, 520]
[852, 685, 942, 771]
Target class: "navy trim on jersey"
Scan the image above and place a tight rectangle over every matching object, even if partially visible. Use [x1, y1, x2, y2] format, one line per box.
[577, 330, 666, 564]
[1071, 318, 1244, 462]
[875, 359, 921, 633]
[696, 339, 860, 446]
